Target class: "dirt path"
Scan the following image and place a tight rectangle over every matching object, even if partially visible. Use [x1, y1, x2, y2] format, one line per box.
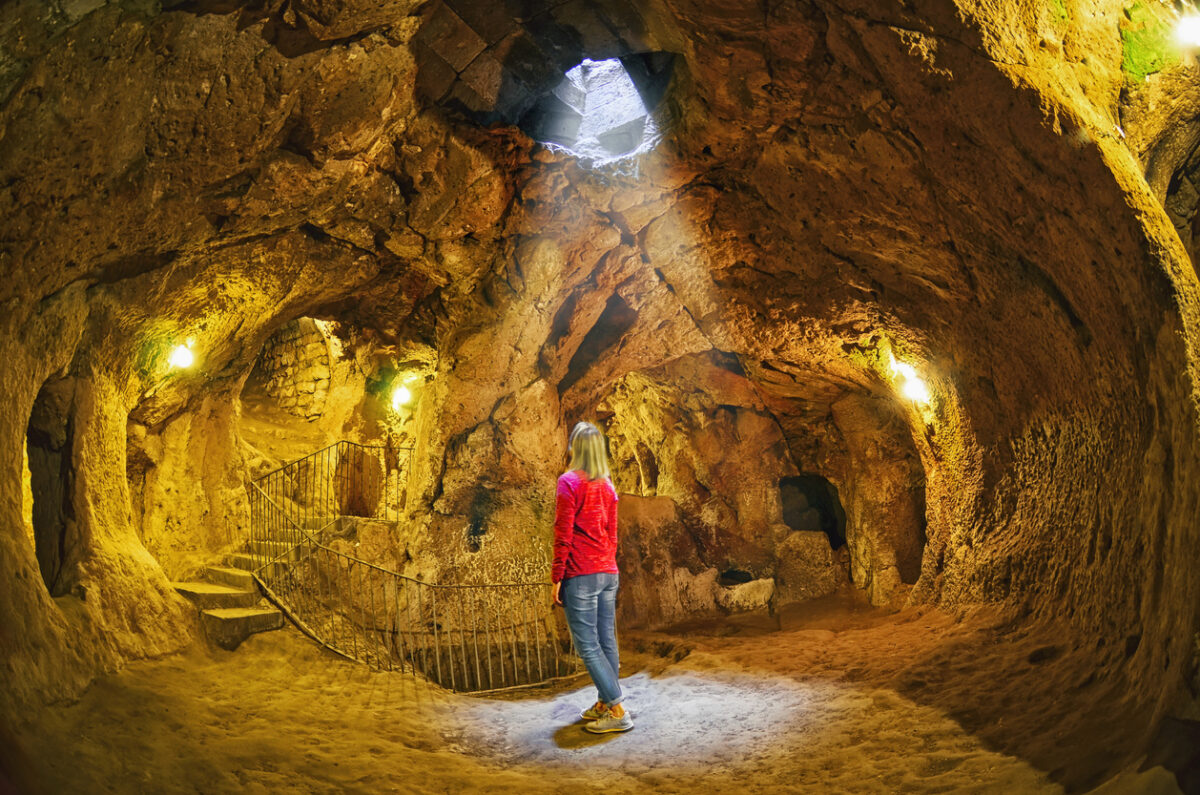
[8, 597, 1179, 794]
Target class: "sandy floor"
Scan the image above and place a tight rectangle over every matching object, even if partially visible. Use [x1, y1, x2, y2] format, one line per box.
[5, 594, 1182, 794]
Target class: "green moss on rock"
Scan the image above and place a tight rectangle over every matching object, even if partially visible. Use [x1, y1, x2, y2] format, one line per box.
[1050, 0, 1069, 31]
[1121, 2, 1176, 81]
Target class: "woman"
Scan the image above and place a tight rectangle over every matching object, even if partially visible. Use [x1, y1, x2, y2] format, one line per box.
[552, 421, 633, 734]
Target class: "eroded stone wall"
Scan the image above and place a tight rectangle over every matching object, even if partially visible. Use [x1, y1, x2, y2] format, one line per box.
[127, 394, 250, 581]
[0, 1, 1199, 784]
[248, 317, 333, 420]
[581, 352, 927, 621]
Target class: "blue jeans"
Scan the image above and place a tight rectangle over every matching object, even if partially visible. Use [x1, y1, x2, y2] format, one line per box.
[562, 572, 623, 706]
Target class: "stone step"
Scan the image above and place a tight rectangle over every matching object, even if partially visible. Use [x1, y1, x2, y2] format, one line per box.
[225, 553, 288, 579]
[205, 565, 256, 590]
[246, 538, 301, 558]
[173, 581, 261, 610]
[201, 606, 284, 650]
[225, 552, 265, 571]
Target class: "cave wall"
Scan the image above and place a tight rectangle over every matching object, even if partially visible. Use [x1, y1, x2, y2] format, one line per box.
[127, 392, 249, 581]
[246, 317, 334, 421]
[601, 364, 798, 624]
[831, 393, 927, 606]
[602, 365, 790, 574]
[595, 353, 930, 624]
[0, 285, 194, 716]
[0, 2, 1197, 780]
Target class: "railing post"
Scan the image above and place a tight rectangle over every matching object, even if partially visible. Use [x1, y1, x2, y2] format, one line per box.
[330, 551, 344, 655]
[454, 587, 473, 691]
[344, 560, 357, 660]
[489, 591, 507, 688]
[530, 587, 545, 683]
[390, 578, 404, 673]
[549, 585, 565, 677]
[359, 563, 371, 664]
[367, 566, 379, 667]
[508, 593, 521, 686]
[476, 589, 494, 691]
[432, 587, 451, 689]
[412, 583, 427, 681]
[520, 588, 533, 684]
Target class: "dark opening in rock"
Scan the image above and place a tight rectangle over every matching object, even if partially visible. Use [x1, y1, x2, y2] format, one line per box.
[467, 488, 494, 553]
[780, 474, 847, 550]
[560, 292, 638, 394]
[718, 568, 754, 586]
[26, 377, 77, 597]
[334, 448, 384, 517]
[466, 527, 485, 553]
[635, 440, 659, 494]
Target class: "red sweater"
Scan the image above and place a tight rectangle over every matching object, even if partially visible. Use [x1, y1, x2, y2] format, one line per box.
[551, 470, 619, 583]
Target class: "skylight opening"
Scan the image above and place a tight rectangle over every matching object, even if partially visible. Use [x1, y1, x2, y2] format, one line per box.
[520, 54, 674, 168]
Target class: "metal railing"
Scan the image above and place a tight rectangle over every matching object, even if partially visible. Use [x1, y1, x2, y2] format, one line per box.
[244, 442, 580, 693]
[252, 439, 410, 530]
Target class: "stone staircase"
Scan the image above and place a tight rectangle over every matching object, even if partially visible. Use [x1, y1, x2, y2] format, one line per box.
[173, 541, 291, 649]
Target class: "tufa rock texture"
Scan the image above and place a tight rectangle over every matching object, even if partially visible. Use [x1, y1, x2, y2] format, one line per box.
[0, 0, 1198, 787]
[245, 317, 335, 421]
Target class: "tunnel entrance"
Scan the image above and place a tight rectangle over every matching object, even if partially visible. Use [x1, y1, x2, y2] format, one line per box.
[25, 377, 77, 596]
[779, 475, 846, 550]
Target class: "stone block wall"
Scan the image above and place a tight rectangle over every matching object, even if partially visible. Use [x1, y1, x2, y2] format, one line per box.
[253, 318, 332, 420]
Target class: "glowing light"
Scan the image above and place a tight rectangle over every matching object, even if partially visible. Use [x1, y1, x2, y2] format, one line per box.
[538, 58, 662, 166]
[889, 355, 931, 405]
[1177, 15, 1200, 47]
[167, 344, 195, 370]
[901, 377, 931, 403]
[391, 385, 413, 409]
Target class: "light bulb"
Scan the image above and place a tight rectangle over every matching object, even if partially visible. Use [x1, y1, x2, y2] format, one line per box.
[901, 376, 931, 404]
[888, 353, 930, 404]
[391, 385, 413, 409]
[1177, 15, 1200, 47]
[891, 359, 917, 380]
[168, 344, 195, 369]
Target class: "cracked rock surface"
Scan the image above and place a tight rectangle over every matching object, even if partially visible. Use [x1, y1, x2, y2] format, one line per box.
[1, 0, 1200, 789]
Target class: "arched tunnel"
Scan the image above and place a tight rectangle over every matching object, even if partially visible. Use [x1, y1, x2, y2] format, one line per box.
[2, 0, 1200, 792]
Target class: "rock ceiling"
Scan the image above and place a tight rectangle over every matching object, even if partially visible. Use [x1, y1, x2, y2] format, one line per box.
[1, 0, 1199, 781]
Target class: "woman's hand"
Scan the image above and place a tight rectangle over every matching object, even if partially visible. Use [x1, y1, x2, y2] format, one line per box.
[552, 581, 562, 606]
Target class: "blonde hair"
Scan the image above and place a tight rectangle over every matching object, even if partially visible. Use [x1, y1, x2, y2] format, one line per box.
[567, 421, 610, 481]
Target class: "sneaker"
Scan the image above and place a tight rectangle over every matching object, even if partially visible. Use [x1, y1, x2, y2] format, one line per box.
[584, 705, 634, 734]
[580, 701, 607, 721]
